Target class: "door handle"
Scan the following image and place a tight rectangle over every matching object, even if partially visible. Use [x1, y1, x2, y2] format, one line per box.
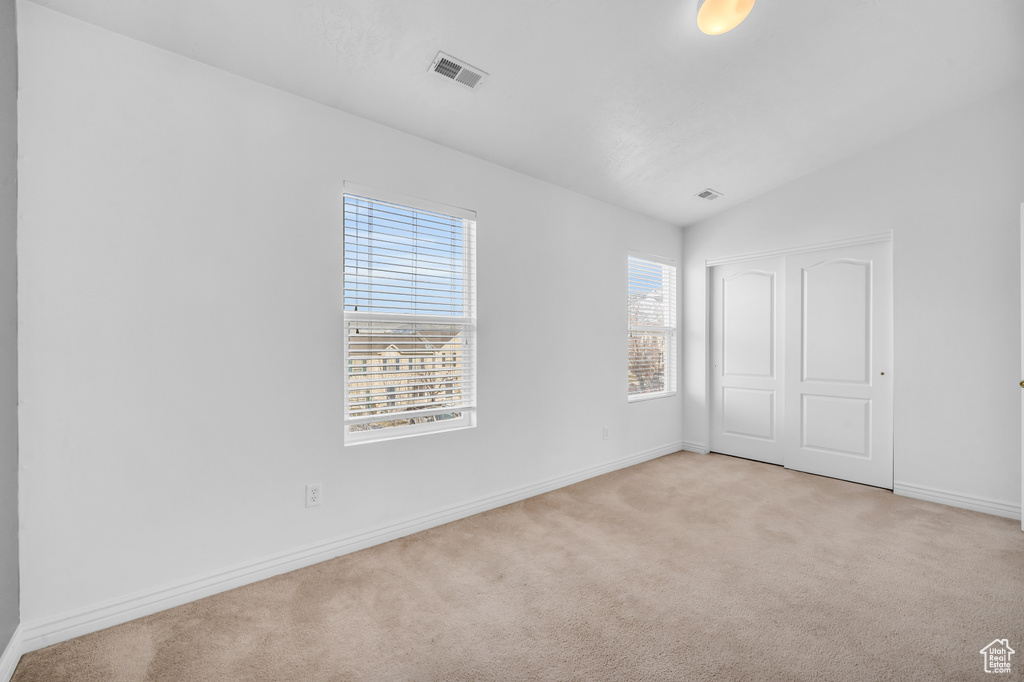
[1020, 380, 1024, 388]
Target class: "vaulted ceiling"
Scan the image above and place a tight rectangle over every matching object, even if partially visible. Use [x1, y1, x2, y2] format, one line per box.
[27, 0, 1024, 225]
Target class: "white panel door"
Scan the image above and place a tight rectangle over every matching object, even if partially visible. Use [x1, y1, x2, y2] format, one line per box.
[710, 257, 786, 465]
[784, 241, 893, 488]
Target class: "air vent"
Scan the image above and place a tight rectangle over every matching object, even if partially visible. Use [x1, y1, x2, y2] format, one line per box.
[696, 188, 723, 200]
[429, 51, 487, 90]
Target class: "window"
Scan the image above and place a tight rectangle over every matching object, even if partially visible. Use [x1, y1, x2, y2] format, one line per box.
[627, 254, 676, 401]
[343, 185, 476, 443]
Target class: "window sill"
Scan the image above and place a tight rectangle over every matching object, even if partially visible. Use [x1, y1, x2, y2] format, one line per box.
[627, 391, 677, 404]
[344, 416, 475, 446]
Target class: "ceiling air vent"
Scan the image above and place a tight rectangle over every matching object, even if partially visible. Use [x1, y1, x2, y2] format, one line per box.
[429, 51, 487, 90]
[696, 188, 723, 201]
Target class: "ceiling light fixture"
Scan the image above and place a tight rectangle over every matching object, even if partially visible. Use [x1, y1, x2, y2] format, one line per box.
[697, 0, 756, 36]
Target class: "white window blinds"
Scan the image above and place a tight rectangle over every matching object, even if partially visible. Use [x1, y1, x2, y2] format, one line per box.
[627, 255, 677, 400]
[343, 190, 476, 440]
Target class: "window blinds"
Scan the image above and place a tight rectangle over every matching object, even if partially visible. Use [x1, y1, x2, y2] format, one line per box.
[627, 255, 677, 399]
[344, 193, 476, 435]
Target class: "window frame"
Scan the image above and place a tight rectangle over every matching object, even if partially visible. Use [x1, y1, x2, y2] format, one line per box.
[626, 252, 677, 403]
[342, 182, 477, 445]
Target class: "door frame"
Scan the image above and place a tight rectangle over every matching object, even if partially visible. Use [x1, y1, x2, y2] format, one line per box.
[705, 231, 894, 477]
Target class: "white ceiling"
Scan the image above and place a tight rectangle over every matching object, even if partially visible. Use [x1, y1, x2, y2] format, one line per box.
[27, 0, 1024, 225]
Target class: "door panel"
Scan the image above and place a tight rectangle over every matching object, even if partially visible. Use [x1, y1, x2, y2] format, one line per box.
[800, 394, 870, 457]
[802, 260, 871, 384]
[710, 258, 785, 465]
[723, 387, 775, 440]
[723, 271, 775, 378]
[785, 241, 893, 488]
[709, 239, 893, 488]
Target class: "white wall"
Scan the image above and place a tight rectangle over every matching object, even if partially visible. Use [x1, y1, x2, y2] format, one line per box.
[0, 0, 20, 659]
[16, 3, 684, 635]
[681, 81, 1024, 513]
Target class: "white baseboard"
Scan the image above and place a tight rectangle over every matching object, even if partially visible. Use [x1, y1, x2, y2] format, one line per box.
[679, 441, 709, 455]
[19, 442, 684, 654]
[894, 482, 1021, 521]
[0, 624, 23, 682]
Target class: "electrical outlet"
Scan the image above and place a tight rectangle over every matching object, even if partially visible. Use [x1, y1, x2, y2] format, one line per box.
[306, 484, 322, 507]
[602, 426, 609, 441]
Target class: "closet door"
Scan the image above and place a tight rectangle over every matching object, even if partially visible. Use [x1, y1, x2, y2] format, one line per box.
[783, 241, 893, 488]
[709, 257, 786, 465]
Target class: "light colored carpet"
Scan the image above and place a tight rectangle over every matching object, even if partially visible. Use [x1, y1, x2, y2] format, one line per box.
[13, 451, 1024, 681]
